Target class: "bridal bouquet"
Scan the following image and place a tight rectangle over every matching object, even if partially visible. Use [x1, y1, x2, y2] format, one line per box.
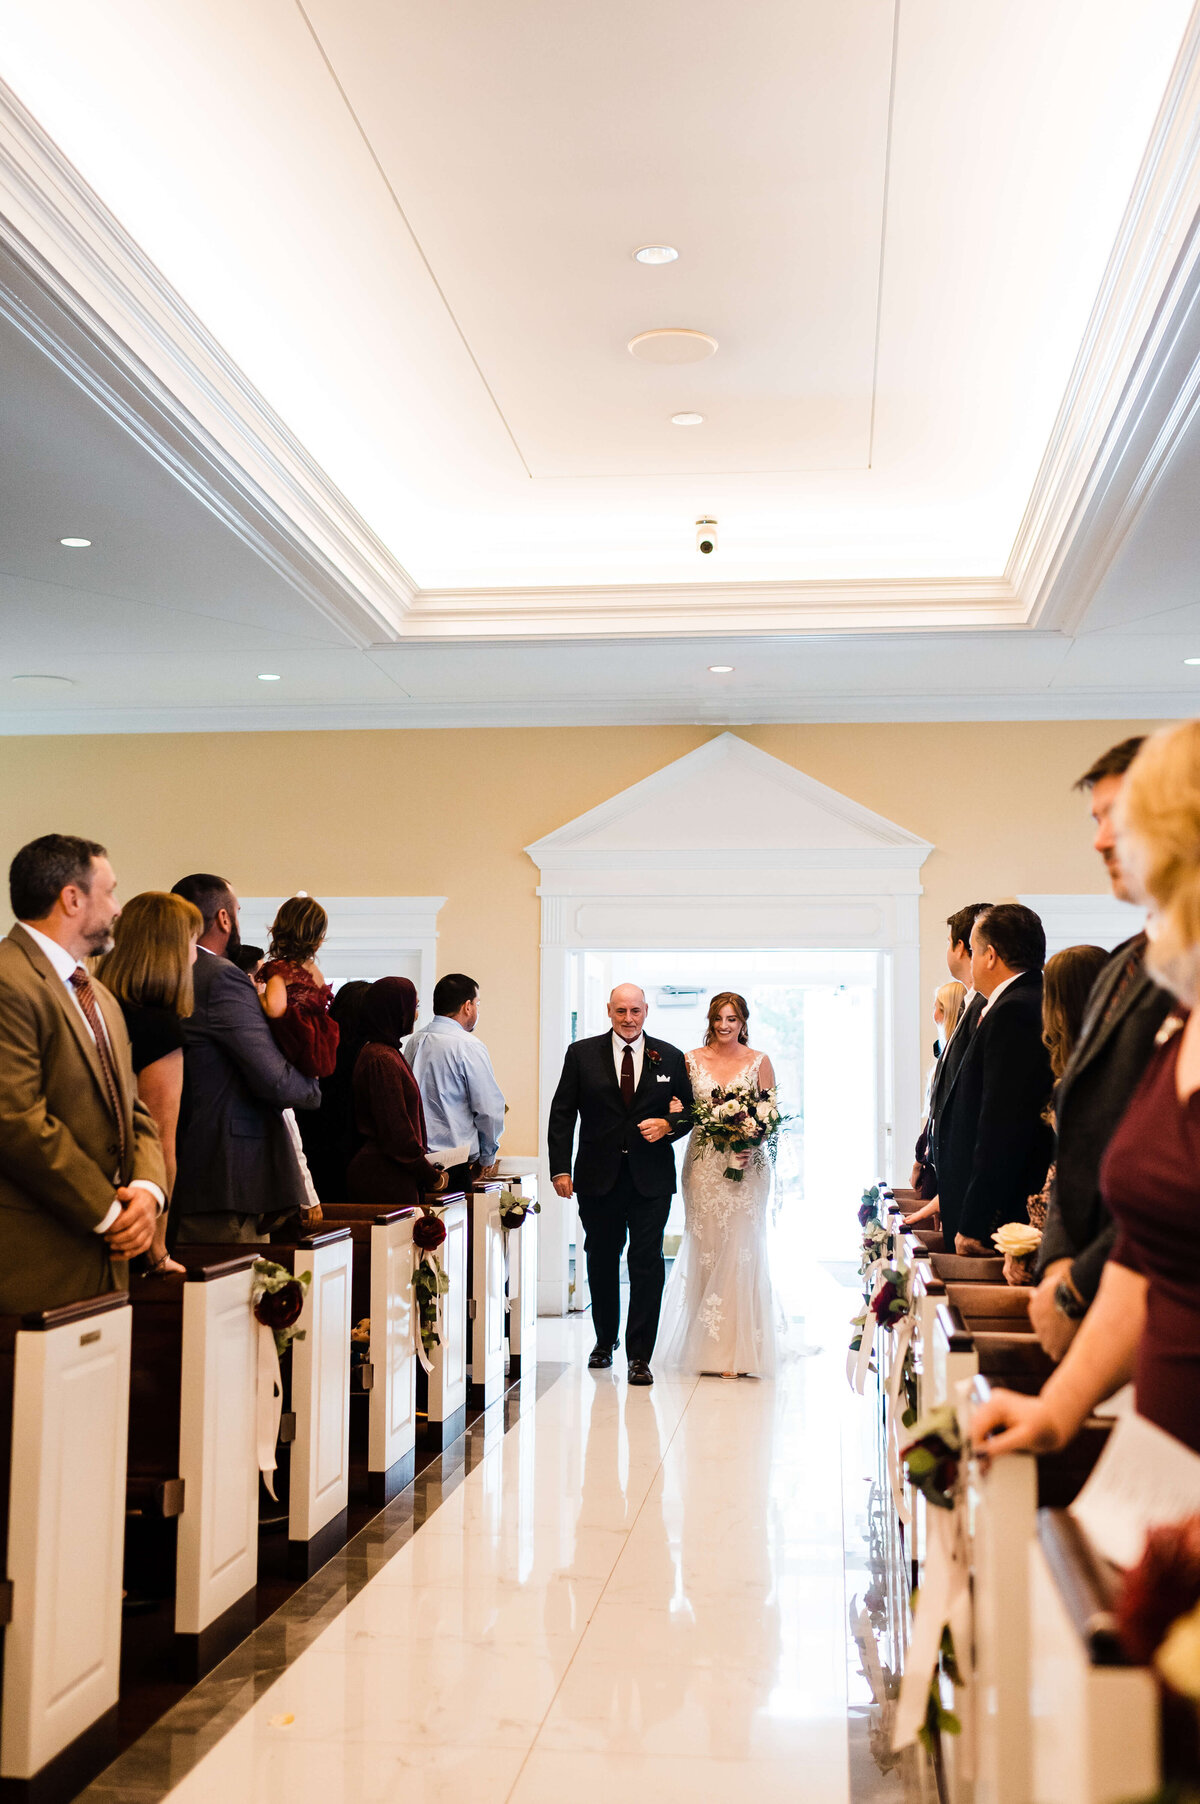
[690, 1080, 792, 1182]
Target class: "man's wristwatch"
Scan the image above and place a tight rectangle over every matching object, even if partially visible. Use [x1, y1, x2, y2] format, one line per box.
[1053, 1279, 1087, 1321]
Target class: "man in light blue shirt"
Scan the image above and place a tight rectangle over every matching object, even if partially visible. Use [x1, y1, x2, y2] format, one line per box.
[404, 973, 506, 1177]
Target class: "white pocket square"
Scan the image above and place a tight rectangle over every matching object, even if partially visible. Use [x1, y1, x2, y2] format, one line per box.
[656, 1074, 671, 1083]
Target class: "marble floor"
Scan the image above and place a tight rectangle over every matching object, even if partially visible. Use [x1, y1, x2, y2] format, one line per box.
[89, 1267, 868, 1804]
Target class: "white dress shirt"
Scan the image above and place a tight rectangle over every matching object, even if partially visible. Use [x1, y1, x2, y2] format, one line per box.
[977, 970, 1026, 1022]
[403, 1015, 507, 1165]
[612, 1030, 645, 1089]
[20, 921, 163, 1230]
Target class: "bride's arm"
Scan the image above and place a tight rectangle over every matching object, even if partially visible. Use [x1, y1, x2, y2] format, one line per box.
[757, 1054, 776, 1089]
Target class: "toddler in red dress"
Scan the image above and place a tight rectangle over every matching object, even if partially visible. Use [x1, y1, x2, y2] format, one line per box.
[260, 896, 340, 1222]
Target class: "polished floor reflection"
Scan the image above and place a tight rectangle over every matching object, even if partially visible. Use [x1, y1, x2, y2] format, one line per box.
[109, 1283, 856, 1804]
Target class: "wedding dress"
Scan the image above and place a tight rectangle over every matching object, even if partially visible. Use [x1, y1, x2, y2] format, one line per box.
[657, 1052, 779, 1376]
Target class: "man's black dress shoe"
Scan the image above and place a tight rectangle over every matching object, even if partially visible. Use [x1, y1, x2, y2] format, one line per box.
[627, 1359, 653, 1387]
[588, 1343, 613, 1369]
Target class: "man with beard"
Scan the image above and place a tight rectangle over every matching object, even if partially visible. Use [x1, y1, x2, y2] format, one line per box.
[170, 873, 319, 1243]
[0, 835, 165, 1310]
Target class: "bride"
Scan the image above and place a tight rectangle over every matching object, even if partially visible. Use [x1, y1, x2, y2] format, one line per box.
[658, 991, 780, 1378]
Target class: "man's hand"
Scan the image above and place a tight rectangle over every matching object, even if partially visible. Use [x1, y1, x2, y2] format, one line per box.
[638, 1118, 670, 1143]
[668, 1097, 684, 1114]
[955, 1233, 994, 1258]
[552, 1173, 573, 1199]
[105, 1186, 157, 1260]
[1002, 1253, 1035, 1288]
[482, 1161, 500, 1179]
[1029, 1260, 1081, 1360]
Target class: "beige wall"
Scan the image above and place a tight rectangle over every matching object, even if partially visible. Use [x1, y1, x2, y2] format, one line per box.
[0, 719, 1159, 1150]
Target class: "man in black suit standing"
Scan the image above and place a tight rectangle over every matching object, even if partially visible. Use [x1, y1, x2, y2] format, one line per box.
[548, 984, 693, 1386]
[933, 903, 1054, 1256]
[170, 874, 321, 1243]
[1031, 739, 1173, 1358]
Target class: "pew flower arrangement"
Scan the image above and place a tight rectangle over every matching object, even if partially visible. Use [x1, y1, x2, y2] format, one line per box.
[1117, 1513, 1200, 1709]
[412, 1206, 451, 1361]
[858, 1185, 882, 1228]
[900, 1403, 964, 1511]
[497, 1189, 541, 1229]
[251, 1259, 311, 1356]
[689, 1081, 793, 1182]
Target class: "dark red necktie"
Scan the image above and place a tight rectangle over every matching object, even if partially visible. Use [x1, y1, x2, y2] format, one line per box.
[69, 968, 127, 1166]
[621, 1044, 635, 1108]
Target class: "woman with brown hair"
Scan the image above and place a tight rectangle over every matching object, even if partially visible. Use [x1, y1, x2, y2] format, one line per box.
[347, 978, 449, 1210]
[658, 990, 781, 1379]
[95, 890, 203, 1272]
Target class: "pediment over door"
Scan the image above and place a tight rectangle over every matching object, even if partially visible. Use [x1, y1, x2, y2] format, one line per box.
[525, 733, 933, 880]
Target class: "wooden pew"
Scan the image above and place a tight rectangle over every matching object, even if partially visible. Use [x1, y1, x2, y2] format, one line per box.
[494, 1160, 539, 1381]
[317, 1205, 419, 1506]
[128, 1253, 259, 1675]
[931, 1250, 1005, 1284]
[269, 1229, 352, 1575]
[0, 1294, 130, 1798]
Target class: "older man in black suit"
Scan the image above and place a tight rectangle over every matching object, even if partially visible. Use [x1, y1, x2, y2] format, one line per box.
[170, 874, 320, 1243]
[932, 904, 1055, 1256]
[548, 984, 693, 1386]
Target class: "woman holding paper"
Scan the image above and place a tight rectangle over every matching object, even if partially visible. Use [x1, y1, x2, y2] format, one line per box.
[974, 722, 1200, 1458]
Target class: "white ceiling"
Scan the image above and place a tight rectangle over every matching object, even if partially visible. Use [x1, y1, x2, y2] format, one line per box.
[3, 1, 1200, 729]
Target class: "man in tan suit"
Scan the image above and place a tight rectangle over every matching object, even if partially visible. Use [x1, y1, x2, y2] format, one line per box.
[0, 835, 166, 1313]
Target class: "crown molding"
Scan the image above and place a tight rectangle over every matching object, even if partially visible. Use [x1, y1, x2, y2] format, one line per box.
[1008, 2, 1200, 630]
[0, 76, 416, 646]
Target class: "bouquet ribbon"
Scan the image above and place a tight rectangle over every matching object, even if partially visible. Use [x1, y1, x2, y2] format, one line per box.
[256, 1322, 285, 1500]
[885, 1313, 915, 1527]
[850, 1308, 876, 1394]
[892, 1502, 971, 1750]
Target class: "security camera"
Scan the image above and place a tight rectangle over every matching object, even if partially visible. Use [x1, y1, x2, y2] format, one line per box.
[696, 517, 717, 555]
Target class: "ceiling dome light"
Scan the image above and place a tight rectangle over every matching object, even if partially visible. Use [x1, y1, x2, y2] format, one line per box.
[634, 245, 678, 265]
[628, 328, 718, 365]
[1185, 658, 1200, 666]
[672, 412, 705, 426]
[11, 673, 76, 686]
[59, 537, 91, 548]
[257, 672, 281, 682]
[708, 665, 734, 674]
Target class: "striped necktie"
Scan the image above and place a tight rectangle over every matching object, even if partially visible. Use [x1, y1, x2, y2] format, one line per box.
[68, 969, 127, 1167]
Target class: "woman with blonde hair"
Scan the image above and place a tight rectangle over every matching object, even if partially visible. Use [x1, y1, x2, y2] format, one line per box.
[974, 721, 1200, 1457]
[95, 890, 203, 1272]
[908, 982, 967, 1209]
[658, 990, 782, 1378]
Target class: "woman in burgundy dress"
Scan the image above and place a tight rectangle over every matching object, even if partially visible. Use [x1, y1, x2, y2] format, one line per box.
[347, 978, 448, 1211]
[974, 720, 1200, 1459]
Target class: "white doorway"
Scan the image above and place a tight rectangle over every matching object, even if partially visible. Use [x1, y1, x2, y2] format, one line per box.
[569, 948, 879, 1284]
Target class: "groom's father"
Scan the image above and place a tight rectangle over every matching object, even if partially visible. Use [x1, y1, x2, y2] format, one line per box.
[548, 984, 693, 1386]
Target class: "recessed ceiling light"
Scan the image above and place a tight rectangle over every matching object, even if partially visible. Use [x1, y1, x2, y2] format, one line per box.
[1185, 657, 1200, 666]
[672, 412, 705, 426]
[59, 537, 91, 548]
[11, 673, 76, 686]
[708, 664, 734, 674]
[628, 328, 718, 364]
[257, 672, 281, 682]
[634, 245, 678, 265]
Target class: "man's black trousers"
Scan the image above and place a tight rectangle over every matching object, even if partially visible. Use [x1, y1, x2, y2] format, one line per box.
[576, 1156, 672, 1363]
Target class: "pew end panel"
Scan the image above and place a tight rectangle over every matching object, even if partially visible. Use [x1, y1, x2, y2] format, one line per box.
[274, 1232, 352, 1577]
[174, 1257, 259, 1673]
[1030, 1511, 1159, 1804]
[368, 1210, 417, 1504]
[422, 1195, 468, 1451]
[467, 1185, 506, 1412]
[0, 1295, 131, 1794]
[495, 1166, 538, 1378]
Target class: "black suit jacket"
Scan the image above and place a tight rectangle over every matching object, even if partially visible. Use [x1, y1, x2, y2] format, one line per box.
[173, 951, 321, 1220]
[1037, 935, 1174, 1299]
[932, 972, 1054, 1245]
[921, 990, 986, 1185]
[547, 1033, 694, 1199]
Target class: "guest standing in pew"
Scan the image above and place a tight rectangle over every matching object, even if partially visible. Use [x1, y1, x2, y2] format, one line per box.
[1029, 738, 1175, 1358]
[299, 980, 370, 1205]
[0, 835, 165, 1311]
[907, 903, 991, 1221]
[94, 890, 204, 1274]
[1001, 943, 1110, 1285]
[548, 984, 694, 1387]
[169, 874, 320, 1244]
[403, 972, 506, 1192]
[933, 903, 1055, 1257]
[346, 977, 449, 1210]
[974, 722, 1200, 1460]
[910, 980, 967, 1204]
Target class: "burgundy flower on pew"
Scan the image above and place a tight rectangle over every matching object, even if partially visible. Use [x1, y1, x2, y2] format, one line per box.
[413, 1211, 447, 1251]
[254, 1280, 305, 1333]
[870, 1280, 898, 1324]
[1117, 1514, 1200, 1665]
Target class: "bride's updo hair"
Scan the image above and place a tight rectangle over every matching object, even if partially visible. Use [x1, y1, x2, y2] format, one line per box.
[1119, 721, 1200, 1004]
[705, 991, 749, 1046]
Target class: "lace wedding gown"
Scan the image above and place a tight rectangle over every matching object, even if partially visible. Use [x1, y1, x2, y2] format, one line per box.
[657, 1052, 779, 1376]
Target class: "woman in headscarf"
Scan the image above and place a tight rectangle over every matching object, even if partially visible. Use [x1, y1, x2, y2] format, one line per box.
[298, 979, 371, 1205]
[346, 978, 449, 1210]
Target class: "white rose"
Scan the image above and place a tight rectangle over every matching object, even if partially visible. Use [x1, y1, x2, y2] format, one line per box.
[756, 1102, 772, 1122]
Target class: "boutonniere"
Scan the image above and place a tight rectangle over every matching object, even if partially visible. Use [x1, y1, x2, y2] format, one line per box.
[646, 1047, 662, 1065]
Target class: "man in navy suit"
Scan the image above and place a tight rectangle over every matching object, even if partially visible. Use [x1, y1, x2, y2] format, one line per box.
[548, 984, 693, 1385]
